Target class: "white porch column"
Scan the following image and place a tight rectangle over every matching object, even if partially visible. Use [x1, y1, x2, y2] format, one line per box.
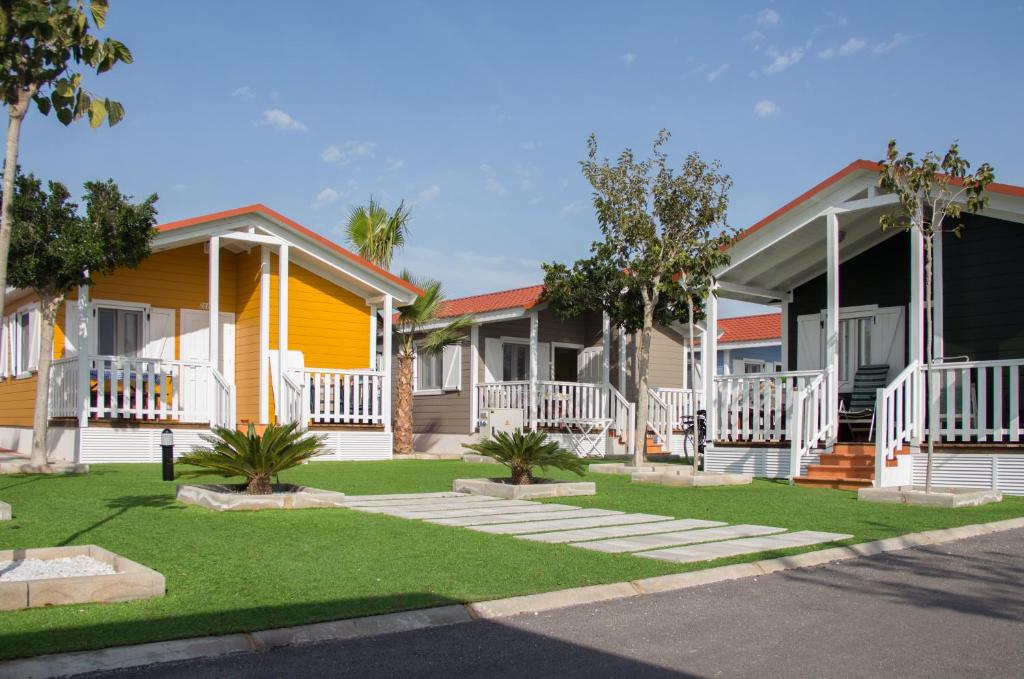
[780, 299, 790, 371]
[909, 226, 925, 444]
[208, 236, 220, 374]
[682, 345, 689, 390]
[826, 212, 840, 440]
[76, 283, 90, 428]
[258, 247, 270, 423]
[381, 294, 393, 433]
[529, 311, 539, 431]
[931, 230, 944, 360]
[702, 286, 718, 440]
[617, 328, 627, 393]
[470, 324, 480, 432]
[601, 312, 611, 386]
[722, 349, 732, 375]
[368, 304, 378, 369]
[278, 244, 289, 421]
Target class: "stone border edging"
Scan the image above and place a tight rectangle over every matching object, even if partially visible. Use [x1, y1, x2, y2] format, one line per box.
[4, 516, 1024, 679]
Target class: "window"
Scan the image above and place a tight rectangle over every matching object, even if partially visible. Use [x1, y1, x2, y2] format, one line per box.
[553, 346, 580, 382]
[416, 351, 443, 392]
[503, 342, 530, 381]
[837, 316, 872, 385]
[97, 307, 144, 357]
[743, 360, 765, 374]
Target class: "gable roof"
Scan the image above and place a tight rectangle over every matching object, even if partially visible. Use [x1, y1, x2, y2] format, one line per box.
[434, 284, 545, 319]
[157, 203, 422, 297]
[693, 312, 781, 347]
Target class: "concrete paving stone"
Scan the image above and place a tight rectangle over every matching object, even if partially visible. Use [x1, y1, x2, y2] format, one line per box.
[516, 518, 728, 544]
[342, 495, 496, 507]
[394, 503, 582, 520]
[341, 492, 468, 501]
[428, 508, 619, 527]
[573, 524, 787, 554]
[470, 513, 674, 535]
[635, 530, 854, 564]
[353, 500, 538, 516]
[345, 498, 522, 511]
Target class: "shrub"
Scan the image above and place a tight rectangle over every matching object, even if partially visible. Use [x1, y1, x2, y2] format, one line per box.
[462, 430, 585, 485]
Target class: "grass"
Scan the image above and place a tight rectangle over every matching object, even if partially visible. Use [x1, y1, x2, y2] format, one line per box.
[0, 460, 1022, 661]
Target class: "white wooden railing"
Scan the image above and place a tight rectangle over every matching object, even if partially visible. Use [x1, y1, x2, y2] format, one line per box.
[535, 381, 606, 427]
[928, 358, 1024, 444]
[608, 383, 635, 457]
[89, 355, 211, 422]
[279, 371, 306, 427]
[714, 370, 825, 443]
[476, 381, 531, 419]
[48, 356, 79, 418]
[788, 373, 830, 480]
[210, 368, 235, 429]
[646, 388, 672, 445]
[872, 361, 921, 484]
[303, 369, 385, 425]
[654, 387, 702, 430]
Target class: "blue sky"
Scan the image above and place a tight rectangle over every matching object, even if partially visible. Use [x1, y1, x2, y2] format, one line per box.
[18, 1, 1024, 317]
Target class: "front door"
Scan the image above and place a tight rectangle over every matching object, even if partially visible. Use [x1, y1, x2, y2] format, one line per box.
[180, 309, 235, 421]
[553, 346, 579, 382]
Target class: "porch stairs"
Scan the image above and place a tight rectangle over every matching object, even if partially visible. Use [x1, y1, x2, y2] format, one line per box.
[606, 430, 669, 458]
[793, 443, 879, 490]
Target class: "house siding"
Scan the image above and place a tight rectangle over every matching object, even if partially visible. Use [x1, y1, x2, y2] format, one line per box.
[403, 332, 472, 436]
[787, 230, 910, 368]
[941, 213, 1024, 361]
[617, 326, 688, 400]
[234, 249, 262, 424]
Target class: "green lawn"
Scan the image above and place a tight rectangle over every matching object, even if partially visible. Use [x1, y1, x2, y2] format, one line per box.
[1, 461, 1022, 661]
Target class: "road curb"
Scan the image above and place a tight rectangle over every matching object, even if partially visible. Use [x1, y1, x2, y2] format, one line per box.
[3, 516, 1023, 678]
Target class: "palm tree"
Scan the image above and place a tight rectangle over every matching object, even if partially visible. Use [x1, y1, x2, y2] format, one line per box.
[462, 431, 586, 485]
[394, 272, 473, 454]
[344, 197, 410, 270]
[177, 422, 325, 495]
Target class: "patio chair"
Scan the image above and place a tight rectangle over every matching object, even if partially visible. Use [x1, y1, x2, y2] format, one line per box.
[837, 364, 891, 441]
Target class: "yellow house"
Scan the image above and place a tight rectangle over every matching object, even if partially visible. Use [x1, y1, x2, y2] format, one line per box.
[0, 204, 420, 463]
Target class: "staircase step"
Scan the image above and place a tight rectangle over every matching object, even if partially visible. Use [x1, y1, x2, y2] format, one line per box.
[805, 465, 874, 480]
[832, 443, 875, 455]
[818, 454, 874, 467]
[793, 476, 874, 491]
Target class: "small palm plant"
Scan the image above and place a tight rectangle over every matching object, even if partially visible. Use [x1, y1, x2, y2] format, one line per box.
[462, 431, 586, 485]
[177, 423, 326, 495]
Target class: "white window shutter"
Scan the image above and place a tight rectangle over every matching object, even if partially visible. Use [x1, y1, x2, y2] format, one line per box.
[0, 316, 7, 377]
[28, 304, 41, 371]
[145, 307, 176, 361]
[483, 338, 502, 383]
[536, 342, 550, 381]
[796, 314, 822, 371]
[64, 302, 79, 356]
[442, 343, 461, 391]
[872, 306, 905, 381]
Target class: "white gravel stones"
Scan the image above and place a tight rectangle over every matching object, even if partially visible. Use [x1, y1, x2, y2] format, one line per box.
[0, 555, 117, 582]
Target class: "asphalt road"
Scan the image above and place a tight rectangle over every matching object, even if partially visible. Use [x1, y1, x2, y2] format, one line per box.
[90, 529, 1024, 679]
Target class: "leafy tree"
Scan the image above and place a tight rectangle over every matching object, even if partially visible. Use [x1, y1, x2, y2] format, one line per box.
[878, 140, 994, 492]
[543, 131, 734, 466]
[0, 0, 133, 330]
[462, 430, 585, 485]
[5, 172, 156, 467]
[177, 422, 326, 495]
[345, 197, 410, 270]
[393, 273, 472, 454]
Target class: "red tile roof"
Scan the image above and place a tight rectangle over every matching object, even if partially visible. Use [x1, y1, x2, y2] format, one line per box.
[434, 284, 545, 318]
[695, 312, 781, 346]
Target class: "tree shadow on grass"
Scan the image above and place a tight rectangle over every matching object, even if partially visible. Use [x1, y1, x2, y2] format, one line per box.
[58, 494, 183, 546]
[0, 468, 112, 493]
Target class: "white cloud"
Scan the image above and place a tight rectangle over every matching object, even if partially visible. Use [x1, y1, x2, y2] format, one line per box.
[311, 187, 340, 209]
[753, 100, 780, 118]
[231, 85, 253, 98]
[481, 164, 506, 195]
[818, 37, 866, 59]
[707, 64, 730, 81]
[520, 140, 541, 151]
[621, 52, 636, 65]
[254, 109, 307, 132]
[385, 156, 405, 171]
[756, 8, 780, 27]
[321, 141, 377, 164]
[417, 185, 441, 203]
[763, 46, 804, 74]
[393, 245, 542, 297]
[745, 30, 766, 48]
[873, 33, 907, 54]
[559, 202, 583, 216]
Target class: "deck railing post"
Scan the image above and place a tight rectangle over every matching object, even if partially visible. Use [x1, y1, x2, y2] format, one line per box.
[76, 283, 90, 427]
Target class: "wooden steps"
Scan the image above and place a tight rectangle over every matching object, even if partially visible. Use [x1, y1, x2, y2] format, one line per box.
[794, 442, 875, 491]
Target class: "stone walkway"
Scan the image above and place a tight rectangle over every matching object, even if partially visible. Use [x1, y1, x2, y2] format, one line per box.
[341, 492, 851, 564]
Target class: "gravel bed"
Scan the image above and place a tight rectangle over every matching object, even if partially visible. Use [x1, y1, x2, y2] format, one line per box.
[0, 555, 117, 582]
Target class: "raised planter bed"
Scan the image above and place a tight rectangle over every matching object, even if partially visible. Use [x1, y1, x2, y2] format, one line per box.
[858, 485, 1003, 507]
[0, 545, 164, 611]
[453, 477, 595, 499]
[0, 500, 10, 521]
[589, 463, 675, 476]
[631, 468, 752, 487]
[461, 454, 501, 465]
[176, 484, 347, 511]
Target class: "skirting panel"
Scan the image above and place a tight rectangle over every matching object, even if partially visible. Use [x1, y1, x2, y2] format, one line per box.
[79, 428, 211, 463]
[313, 430, 393, 461]
[912, 453, 1024, 496]
[704, 446, 819, 478]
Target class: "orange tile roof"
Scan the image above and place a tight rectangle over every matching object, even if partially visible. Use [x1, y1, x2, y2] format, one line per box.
[695, 312, 781, 346]
[434, 284, 545, 319]
[157, 204, 422, 297]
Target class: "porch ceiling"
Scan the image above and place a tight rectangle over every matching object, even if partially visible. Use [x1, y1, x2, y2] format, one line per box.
[717, 204, 894, 302]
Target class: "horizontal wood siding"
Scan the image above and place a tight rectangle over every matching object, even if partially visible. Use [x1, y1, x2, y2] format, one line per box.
[406, 332, 472, 436]
[647, 326, 686, 389]
[942, 214, 1024, 361]
[787, 231, 910, 368]
[234, 249, 262, 424]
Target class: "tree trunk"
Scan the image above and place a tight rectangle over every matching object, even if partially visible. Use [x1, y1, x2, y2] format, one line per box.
[511, 465, 532, 485]
[247, 475, 272, 495]
[632, 301, 655, 466]
[30, 293, 63, 468]
[394, 353, 415, 455]
[924, 229, 935, 493]
[0, 89, 34, 327]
